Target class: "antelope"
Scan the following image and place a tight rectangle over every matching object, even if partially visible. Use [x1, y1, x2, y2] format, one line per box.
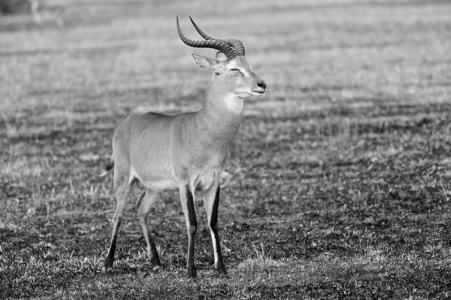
[103, 16, 266, 278]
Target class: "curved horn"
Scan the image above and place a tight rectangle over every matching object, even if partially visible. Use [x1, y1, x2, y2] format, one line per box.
[189, 16, 213, 40]
[177, 16, 237, 60]
[226, 39, 245, 56]
[189, 16, 245, 56]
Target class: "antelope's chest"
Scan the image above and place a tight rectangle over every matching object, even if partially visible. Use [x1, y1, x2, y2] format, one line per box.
[191, 153, 226, 191]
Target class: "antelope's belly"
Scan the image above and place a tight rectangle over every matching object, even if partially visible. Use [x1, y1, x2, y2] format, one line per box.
[144, 179, 179, 191]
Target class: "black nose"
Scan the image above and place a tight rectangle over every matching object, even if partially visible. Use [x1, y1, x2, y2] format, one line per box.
[257, 81, 266, 90]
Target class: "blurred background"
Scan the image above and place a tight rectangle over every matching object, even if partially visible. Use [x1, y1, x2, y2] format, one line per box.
[1, 0, 451, 297]
[2, 0, 450, 118]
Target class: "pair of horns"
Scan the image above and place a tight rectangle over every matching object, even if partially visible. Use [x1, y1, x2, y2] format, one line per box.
[177, 16, 245, 60]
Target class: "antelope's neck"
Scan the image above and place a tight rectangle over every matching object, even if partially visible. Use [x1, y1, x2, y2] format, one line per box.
[196, 89, 243, 142]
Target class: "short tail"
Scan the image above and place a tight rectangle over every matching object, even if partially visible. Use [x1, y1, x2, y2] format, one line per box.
[99, 160, 114, 177]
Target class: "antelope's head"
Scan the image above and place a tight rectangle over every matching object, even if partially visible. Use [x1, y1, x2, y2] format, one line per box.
[177, 16, 267, 99]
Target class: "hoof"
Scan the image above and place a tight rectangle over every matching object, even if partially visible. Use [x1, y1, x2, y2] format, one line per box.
[150, 258, 162, 270]
[213, 268, 228, 278]
[187, 266, 197, 279]
[214, 262, 227, 275]
[104, 257, 114, 269]
[103, 262, 113, 274]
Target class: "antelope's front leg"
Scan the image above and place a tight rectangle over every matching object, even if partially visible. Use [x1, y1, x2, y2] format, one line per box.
[180, 184, 197, 278]
[203, 183, 227, 275]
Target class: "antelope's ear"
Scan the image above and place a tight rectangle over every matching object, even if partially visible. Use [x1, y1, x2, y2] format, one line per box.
[192, 54, 216, 71]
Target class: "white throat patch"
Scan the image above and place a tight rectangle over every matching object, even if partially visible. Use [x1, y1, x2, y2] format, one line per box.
[224, 94, 244, 113]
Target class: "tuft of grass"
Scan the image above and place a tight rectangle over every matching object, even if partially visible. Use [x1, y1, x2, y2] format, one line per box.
[238, 242, 283, 271]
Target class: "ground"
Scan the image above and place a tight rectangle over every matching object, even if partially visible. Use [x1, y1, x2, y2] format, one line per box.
[1, 0, 451, 299]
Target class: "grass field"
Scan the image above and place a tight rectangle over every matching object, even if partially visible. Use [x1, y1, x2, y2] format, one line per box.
[1, 0, 451, 298]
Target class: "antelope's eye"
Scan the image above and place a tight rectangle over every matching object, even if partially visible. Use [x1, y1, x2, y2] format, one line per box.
[230, 68, 241, 73]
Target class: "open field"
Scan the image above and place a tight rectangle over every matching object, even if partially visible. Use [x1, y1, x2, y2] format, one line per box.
[1, 0, 451, 298]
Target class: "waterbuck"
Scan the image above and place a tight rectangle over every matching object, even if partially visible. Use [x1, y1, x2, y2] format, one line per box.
[104, 16, 266, 278]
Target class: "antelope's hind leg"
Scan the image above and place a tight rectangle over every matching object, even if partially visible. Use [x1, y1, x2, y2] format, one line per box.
[104, 176, 134, 270]
[137, 189, 161, 268]
[203, 183, 227, 275]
